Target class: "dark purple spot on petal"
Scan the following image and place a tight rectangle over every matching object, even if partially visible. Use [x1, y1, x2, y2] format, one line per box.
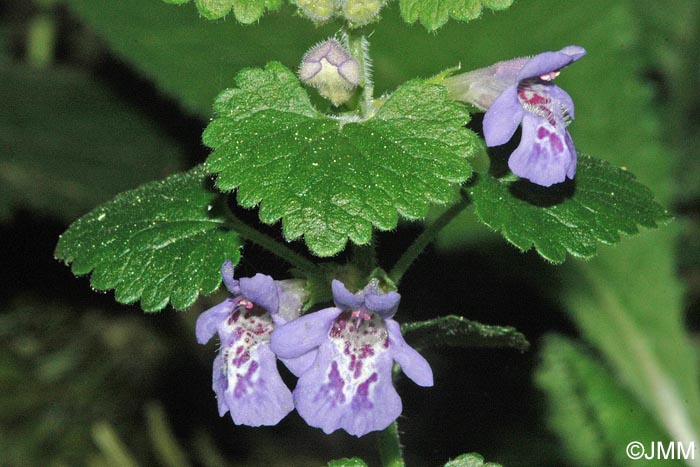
[232, 348, 250, 368]
[330, 313, 349, 338]
[537, 126, 549, 139]
[228, 309, 241, 324]
[233, 359, 259, 399]
[351, 373, 378, 411]
[549, 133, 564, 153]
[359, 344, 374, 359]
[315, 360, 346, 407]
[349, 354, 363, 379]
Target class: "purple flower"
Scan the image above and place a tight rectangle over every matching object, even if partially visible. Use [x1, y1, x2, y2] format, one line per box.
[196, 261, 308, 427]
[444, 46, 586, 187]
[270, 279, 433, 437]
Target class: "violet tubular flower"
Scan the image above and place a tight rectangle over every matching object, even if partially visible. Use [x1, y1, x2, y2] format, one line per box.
[270, 279, 433, 437]
[444, 46, 586, 187]
[196, 261, 307, 427]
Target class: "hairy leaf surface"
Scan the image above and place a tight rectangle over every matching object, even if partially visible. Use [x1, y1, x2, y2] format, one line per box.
[402, 315, 529, 352]
[161, 0, 280, 23]
[55, 166, 241, 311]
[399, 0, 513, 31]
[327, 458, 369, 467]
[468, 155, 670, 263]
[444, 453, 502, 467]
[205, 62, 478, 256]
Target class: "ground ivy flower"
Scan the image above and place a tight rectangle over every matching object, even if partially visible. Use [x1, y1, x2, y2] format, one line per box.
[299, 39, 361, 106]
[444, 46, 586, 187]
[270, 279, 433, 437]
[196, 261, 308, 427]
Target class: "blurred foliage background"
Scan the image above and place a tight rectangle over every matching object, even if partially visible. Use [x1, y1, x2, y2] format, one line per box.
[1, 0, 699, 466]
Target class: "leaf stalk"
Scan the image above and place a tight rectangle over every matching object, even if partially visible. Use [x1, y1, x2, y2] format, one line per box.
[222, 200, 323, 278]
[389, 189, 472, 284]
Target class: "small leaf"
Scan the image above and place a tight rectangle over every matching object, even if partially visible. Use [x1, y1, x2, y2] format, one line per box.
[444, 453, 502, 467]
[160, 0, 279, 23]
[55, 166, 242, 312]
[401, 315, 529, 352]
[205, 62, 478, 256]
[399, 0, 513, 31]
[195, 0, 235, 20]
[231, 0, 267, 23]
[468, 155, 671, 263]
[327, 458, 369, 467]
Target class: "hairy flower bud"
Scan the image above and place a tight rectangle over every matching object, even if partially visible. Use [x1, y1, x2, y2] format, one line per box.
[299, 39, 361, 106]
[342, 0, 386, 26]
[296, 0, 338, 23]
[195, 0, 234, 19]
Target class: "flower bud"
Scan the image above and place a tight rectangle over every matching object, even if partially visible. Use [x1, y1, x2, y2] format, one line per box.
[195, 0, 234, 19]
[342, 0, 386, 26]
[299, 39, 361, 106]
[296, 0, 338, 23]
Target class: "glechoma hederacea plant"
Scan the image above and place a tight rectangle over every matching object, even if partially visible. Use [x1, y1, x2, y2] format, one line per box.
[53, 0, 674, 465]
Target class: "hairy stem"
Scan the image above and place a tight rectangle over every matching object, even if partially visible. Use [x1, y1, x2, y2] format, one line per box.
[346, 31, 374, 119]
[351, 237, 377, 278]
[389, 190, 472, 285]
[377, 421, 405, 467]
[222, 202, 321, 277]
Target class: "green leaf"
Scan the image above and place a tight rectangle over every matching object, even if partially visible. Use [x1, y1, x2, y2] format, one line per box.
[444, 453, 502, 467]
[401, 315, 529, 352]
[0, 63, 182, 222]
[327, 458, 369, 467]
[205, 62, 478, 256]
[399, 0, 513, 31]
[54, 166, 241, 312]
[231, 0, 269, 23]
[468, 155, 670, 263]
[535, 335, 686, 467]
[160, 0, 278, 23]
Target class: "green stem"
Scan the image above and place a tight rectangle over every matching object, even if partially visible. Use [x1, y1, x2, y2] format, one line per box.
[346, 31, 373, 119]
[389, 190, 472, 285]
[377, 421, 405, 467]
[222, 202, 321, 277]
[351, 237, 377, 278]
